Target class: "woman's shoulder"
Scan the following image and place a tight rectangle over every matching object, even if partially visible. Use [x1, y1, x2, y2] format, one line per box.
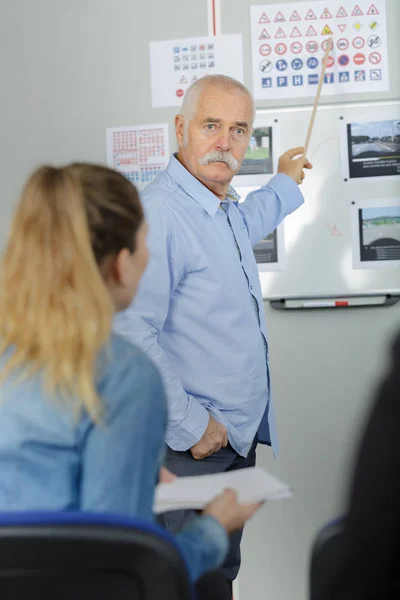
[97, 333, 164, 400]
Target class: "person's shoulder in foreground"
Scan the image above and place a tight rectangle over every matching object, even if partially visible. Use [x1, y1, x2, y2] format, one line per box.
[99, 331, 162, 392]
[323, 331, 400, 600]
[95, 333, 231, 583]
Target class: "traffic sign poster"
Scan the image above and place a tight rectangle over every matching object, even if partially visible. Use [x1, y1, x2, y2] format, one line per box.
[250, 0, 388, 101]
[150, 34, 243, 107]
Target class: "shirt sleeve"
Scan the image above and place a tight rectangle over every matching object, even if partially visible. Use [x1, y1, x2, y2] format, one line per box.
[237, 173, 304, 247]
[79, 348, 167, 520]
[175, 515, 229, 583]
[113, 206, 209, 452]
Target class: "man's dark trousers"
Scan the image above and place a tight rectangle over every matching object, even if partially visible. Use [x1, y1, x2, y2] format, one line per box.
[157, 437, 257, 582]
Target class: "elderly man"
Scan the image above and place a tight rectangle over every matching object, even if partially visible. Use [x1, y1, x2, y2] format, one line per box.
[114, 74, 311, 585]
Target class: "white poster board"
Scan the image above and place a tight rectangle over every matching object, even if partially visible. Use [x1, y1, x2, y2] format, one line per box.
[250, 0, 389, 101]
[150, 34, 243, 107]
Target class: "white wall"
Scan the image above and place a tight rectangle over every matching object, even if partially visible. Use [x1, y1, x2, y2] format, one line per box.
[240, 303, 399, 600]
[1, 2, 399, 599]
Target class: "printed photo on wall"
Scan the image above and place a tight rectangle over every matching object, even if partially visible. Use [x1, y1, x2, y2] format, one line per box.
[232, 114, 280, 188]
[254, 230, 278, 264]
[236, 183, 286, 271]
[351, 198, 400, 269]
[341, 115, 400, 182]
[237, 127, 274, 176]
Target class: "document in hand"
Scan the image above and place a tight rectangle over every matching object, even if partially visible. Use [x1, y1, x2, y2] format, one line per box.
[154, 466, 292, 514]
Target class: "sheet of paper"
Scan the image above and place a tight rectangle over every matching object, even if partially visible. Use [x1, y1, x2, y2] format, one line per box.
[106, 124, 169, 191]
[154, 467, 292, 514]
[150, 34, 243, 107]
[250, 0, 388, 101]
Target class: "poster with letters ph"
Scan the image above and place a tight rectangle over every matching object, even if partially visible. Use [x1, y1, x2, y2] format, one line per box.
[250, 0, 389, 101]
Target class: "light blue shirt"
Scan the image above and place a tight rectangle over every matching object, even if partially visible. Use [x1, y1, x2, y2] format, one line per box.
[114, 156, 304, 457]
[0, 334, 228, 583]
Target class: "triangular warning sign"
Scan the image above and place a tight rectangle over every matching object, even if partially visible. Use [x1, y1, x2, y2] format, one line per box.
[290, 26, 302, 37]
[179, 76, 188, 84]
[331, 224, 342, 237]
[306, 25, 318, 36]
[274, 11, 285, 22]
[275, 27, 286, 38]
[305, 8, 317, 19]
[367, 3, 379, 14]
[321, 8, 332, 18]
[191, 75, 198, 83]
[321, 24, 333, 35]
[290, 10, 301, 21]
[338, 24, 347, 32]
[352, 4, 363, 16]
[258, 12, 270, 24]
[336, 6, 348, 17]
[259, 28, 271, 39]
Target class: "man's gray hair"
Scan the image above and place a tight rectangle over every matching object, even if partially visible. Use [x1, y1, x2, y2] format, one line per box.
[180, 74, 255, 146]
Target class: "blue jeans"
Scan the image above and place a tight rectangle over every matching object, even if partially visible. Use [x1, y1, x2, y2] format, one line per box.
[157, 437, 258, 581]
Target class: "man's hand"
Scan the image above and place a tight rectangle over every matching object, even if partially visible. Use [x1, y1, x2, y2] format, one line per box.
[278, 146, 313, 185]
[190, 415, 228, 460]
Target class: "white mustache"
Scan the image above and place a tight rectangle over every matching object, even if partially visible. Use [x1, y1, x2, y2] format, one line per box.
[198, 151, 239, 171]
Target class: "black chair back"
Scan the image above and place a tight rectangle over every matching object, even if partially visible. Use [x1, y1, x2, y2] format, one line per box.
[310, 518, 345, 600]
[0, 512, 194, 600]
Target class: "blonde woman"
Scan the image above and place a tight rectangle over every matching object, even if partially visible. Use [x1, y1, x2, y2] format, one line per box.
[0, 163, 260, 587]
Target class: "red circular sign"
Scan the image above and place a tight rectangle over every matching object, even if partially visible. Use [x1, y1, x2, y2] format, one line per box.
[259, 43, 271, 56]
[306, 40, 319, 53]
[337, 38, 349, 51]
[369, 51, 381, 64]
[326, 55, 335, 68]
[353, 36, 365, 49]
[291, 41, 303, 54]
[176, 89, 184, 98]
[354, 53, 366, 65]
[275, 42, 287, 55]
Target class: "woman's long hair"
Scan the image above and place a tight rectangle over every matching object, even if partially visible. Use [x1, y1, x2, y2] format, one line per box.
[0, 163, 143, 421]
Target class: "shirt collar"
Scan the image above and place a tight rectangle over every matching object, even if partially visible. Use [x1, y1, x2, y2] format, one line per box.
[166, 154, 241, 217]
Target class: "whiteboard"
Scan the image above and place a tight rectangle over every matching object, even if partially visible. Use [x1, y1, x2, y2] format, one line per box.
[238, 100, 400, 300]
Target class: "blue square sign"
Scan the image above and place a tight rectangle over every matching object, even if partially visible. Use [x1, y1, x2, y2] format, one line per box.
[355, 70, 366, 82]
[324, 73, 334, 84]
[308, 74, 319, 85]
[277, 76, 288, 87]
[339, 71, 350, 83]
[370, 69, 382, 80]
[292, 75, 304, 86]
[262, 77, 272, 88]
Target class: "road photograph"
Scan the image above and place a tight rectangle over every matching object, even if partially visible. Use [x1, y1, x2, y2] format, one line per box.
[347, 119, 400, 179]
